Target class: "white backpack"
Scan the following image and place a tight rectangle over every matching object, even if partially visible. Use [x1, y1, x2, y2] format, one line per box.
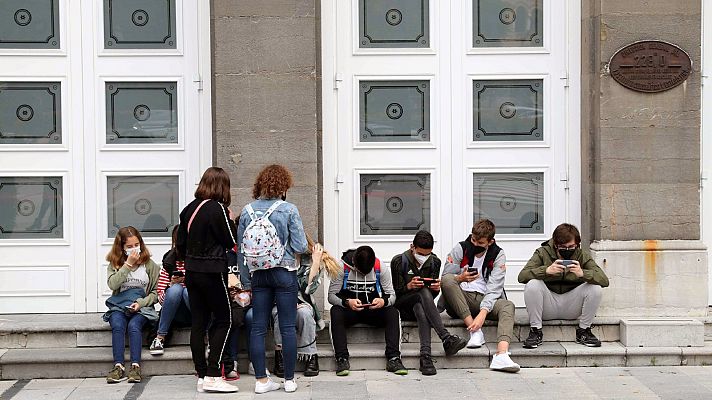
[241, 201, 285, 271]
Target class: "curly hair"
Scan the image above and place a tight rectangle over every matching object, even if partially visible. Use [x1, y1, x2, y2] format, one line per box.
[106, 226, 151, 269]
[252, 164, 293, 199]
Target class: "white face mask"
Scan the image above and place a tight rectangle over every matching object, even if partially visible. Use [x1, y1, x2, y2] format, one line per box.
[124, 247, 141, 257]
[413, 252, 430, 266]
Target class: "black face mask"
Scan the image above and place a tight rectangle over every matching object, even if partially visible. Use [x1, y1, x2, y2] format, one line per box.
[281, 194, 287, 201]
[472, 245, 487, 255]
[558, 249, 576, 260]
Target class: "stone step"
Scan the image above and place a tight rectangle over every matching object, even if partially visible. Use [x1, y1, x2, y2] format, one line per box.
[3, 342, 712, 380]
[0, 311, 622, 349]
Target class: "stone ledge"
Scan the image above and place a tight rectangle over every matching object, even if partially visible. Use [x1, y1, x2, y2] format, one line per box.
[590, 240, 706, 251]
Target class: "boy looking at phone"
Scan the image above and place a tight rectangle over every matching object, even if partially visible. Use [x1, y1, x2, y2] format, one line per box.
[518, 223, 609, 348]
[328, 246, 406, 376]
[440, 219, 520, 372]
[391, 230, 467, 375]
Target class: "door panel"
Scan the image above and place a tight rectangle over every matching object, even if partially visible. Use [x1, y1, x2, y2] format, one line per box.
[330, 0, 576, 306]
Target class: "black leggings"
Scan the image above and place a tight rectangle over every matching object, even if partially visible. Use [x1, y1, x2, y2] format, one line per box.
[330, 305, 401, 360]
[395, 288, 450, 355]
[186, 271, 232, 378]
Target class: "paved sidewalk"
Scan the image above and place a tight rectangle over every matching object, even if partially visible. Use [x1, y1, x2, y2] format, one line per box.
[2, 366, 712, 399]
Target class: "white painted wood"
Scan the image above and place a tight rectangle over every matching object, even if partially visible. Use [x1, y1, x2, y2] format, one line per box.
[322, 0, 581, 306]
[0, 0, 211, 313]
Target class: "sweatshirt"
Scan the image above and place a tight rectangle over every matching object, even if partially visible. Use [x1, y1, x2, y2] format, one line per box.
[176, 198, 237, 274]
[328, 249, 395, 308]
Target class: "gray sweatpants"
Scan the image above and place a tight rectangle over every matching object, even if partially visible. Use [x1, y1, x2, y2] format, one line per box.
[273, 304, 318, 356]
[523, 279, 603, 329]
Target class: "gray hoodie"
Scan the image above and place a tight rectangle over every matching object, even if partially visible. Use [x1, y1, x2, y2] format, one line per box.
[328, 249, 396, 308]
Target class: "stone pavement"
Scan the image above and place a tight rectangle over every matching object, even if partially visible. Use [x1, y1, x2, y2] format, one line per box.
[3, 366, 712, 400]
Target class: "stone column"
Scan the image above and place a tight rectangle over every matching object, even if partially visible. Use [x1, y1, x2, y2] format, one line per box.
[582, 0, 706, 317]
[211, 0, 321, 239]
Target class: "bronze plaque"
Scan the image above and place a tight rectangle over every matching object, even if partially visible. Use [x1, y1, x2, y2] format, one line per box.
[609, 40, 692, 93]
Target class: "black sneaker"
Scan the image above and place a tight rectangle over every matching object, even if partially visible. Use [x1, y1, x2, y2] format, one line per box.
[335, 357, 350, 376]
[386, 357, 408, 375]
[442, 334, 467, 356]
[576, 327, 602, 347]
[523, 327, 543, 349]
[419, 354, 437, 376]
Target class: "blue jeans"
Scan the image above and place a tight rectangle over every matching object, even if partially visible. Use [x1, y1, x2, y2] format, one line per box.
[157, 284, 190, 336]
[109, 311, 149, 365]
[250, 267, 297, 380]
[225, 308, 253, 364]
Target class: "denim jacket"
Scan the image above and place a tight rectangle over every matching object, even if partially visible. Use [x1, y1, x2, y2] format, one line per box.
[236, 198, 308, 271]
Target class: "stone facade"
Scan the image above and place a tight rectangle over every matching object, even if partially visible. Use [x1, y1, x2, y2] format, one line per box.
[582, 0, 702, 242]
[211, 0, 321, 239]
[582, 0, 706, 319]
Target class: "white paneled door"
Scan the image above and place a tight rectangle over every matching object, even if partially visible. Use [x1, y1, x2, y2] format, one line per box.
[322, 0, 580, 305]
[0, 0, 212, 313]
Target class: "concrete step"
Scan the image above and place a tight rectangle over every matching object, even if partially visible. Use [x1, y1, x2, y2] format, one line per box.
[0, 310, 622, 349]
[3, 342, 712, 380]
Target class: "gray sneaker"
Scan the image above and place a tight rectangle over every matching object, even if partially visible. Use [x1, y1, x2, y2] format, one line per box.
[149, 337, 164, 355]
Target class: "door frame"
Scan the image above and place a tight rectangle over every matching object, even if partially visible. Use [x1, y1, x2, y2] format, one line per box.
[701, 0, 712, 305]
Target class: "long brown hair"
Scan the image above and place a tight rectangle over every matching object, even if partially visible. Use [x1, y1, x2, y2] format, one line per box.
[252, 164, 293, 200]
[195, 167, 231, 206]
[106, 226, 151, 269]
[306, 234, 340, 279]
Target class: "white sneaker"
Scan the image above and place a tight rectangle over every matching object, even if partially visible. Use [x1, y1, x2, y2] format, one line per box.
[197, 378, 204, 393]
[248, 362, 271, 376]
[284, 379, 297, 393]
[255, 378, 281, 394]
[467, 330, 486, 348]
[202, 376, 239, 393]
[489, 352, 520, 373]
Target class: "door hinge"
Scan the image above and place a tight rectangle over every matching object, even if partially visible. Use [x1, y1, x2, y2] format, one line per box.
[335, 174, 345, 191]
[703, 74, 709, 86]
[193, 75, 204, 91]
[560, 72, 569, 88]
[702, 173, 708, 189]
[334, 73, 344, 90]
[560, 172, 570, 190]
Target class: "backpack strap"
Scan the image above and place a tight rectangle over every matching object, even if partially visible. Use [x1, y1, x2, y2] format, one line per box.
[262, 200, 284, 219]
[374, 258, 382, 296]
[400, 253, 410, 285]
[187, 199, 210, 233]
[342, 263, 350, 290]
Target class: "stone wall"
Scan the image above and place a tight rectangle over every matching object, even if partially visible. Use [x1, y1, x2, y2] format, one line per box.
[211, 0, 321, 239]
[583, 0, 702, 241]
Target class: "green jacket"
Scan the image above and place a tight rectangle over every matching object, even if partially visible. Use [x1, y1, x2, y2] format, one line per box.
[107, 259, 161, 308]
[518, 239, 609, 294]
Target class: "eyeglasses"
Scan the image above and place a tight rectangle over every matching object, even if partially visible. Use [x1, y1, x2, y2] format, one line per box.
[556, 245, 579, 251]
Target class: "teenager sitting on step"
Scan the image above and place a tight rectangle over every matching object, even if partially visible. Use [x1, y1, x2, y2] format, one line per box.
[440, 219, 520, 373]
[328, 245, 407, 377]
[390, 230, 467, 376]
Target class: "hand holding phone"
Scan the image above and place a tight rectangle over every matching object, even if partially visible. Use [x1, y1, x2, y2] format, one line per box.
[559, 260, 574, 267]
[421, 277, 435, 287]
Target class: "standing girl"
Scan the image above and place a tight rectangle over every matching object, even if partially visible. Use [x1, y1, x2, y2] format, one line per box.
[237, 164, 307, 394]
[176, 167, 239, 393]
[104, 226, 160, 384]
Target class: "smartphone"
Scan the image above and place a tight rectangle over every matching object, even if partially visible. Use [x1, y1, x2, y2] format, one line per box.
[467, 266, 478, 274]
[421, 278, 435, 287]
[359, 303, 374, 308]
[560, 260, 574, 267]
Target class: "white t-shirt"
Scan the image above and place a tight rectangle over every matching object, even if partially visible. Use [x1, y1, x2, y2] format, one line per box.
[120, 265, 149, 295]
[460, 254, 487, 294]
